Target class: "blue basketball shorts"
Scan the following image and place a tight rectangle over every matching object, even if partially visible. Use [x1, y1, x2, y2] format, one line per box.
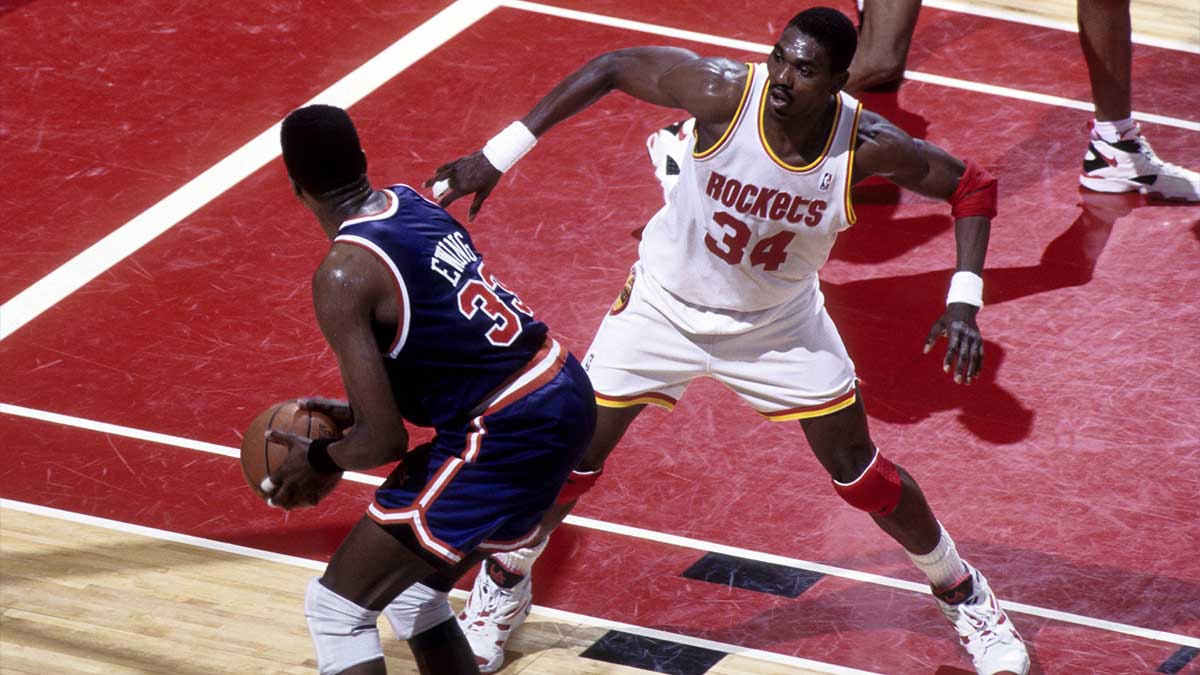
[367, 341, 596, 564]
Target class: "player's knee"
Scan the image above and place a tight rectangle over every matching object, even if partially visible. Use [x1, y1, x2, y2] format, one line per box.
[382, 582, 455, 641]
[832, 447, 903, 516]
[304, 578, 384, 675]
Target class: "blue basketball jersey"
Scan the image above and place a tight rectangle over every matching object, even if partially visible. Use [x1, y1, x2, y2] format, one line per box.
[334, 184, 549, 428]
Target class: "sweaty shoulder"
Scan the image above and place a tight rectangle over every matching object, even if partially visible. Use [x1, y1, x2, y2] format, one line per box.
[661, 57, 750, 124]
[313, 243, 397, 329]
[852, 108, 924, 182]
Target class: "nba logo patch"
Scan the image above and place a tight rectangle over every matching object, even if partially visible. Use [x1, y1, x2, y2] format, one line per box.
[819, 172, 833, 191]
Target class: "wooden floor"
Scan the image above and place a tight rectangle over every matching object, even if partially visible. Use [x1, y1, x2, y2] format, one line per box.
[963, 0, 1199, 46]
[0, 508, 827, 675]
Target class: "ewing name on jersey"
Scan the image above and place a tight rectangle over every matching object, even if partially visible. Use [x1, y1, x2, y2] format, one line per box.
[334, 185, 548, 428]
[638, 63, 861, 328]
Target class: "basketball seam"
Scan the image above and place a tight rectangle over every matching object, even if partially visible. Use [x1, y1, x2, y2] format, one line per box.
[262, 403, 285, 486]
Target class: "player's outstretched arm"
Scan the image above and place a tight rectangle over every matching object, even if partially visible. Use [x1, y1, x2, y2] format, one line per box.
[425, 47, 744, 221]
[262, 245, 410, 509]
[853, 110, 996, 385]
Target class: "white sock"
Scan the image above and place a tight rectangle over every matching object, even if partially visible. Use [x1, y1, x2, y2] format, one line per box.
[1092, 116, 1136, 142]
[907, 524, 968, 590]
[488, 536, 550, 585]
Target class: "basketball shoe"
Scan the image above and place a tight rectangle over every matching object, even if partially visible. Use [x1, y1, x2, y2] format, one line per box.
[1080, 123, 1200, 201]
[934, 562, 1030, 675]
[457, 556, 535, 673]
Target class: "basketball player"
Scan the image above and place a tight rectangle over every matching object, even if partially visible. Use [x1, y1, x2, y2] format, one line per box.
[263, 104, 596, 674]
[427, 8, 1028, 675]
[847, 0, 1199, 201]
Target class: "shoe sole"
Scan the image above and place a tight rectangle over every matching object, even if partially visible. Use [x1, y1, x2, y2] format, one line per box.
[1079, 175, 1141, 193]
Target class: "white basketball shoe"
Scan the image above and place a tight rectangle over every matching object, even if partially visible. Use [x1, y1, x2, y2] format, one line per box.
[457, 559, 534, 673]
[933, 562, 1030, 675]
[1080, 123, 1200, 201]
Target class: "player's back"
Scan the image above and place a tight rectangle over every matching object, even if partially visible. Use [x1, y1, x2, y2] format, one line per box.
[334, 184, 548, 428]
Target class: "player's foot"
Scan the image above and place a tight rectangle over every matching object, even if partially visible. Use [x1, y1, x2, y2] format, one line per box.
[933, 562, 1030, 675]
[457, 559, 534, 673]
[645, 118, 695, 202]
[1080, 123, 1200, 202]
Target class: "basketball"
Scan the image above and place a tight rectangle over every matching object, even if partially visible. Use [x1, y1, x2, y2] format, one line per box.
[239, 400, 340, 500]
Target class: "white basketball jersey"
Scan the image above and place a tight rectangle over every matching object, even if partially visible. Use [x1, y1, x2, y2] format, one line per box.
[638, 63, 861, 332]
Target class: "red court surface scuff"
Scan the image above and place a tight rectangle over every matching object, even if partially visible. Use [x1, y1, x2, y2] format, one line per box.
[3, 2, 1198, 674]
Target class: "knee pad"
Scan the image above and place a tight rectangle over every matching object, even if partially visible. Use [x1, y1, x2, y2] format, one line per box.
[382, 583, 454, 641]
[832, 448, 903, 516]
[555, 468, 602, 505]
[304, 578, 383, 675]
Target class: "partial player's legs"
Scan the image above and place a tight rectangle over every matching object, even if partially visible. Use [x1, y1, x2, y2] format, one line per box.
[1076, 0, 1199, 200]
[846, 0, 922, 93]
[308, 516, 483, 674]
[458, 404, 645, 673]
[800, 398, 1028, 675]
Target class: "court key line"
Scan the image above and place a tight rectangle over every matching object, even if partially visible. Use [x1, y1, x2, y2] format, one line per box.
[0, 498, 880, 675]
[500, 0, 1200, 132]
[0, 0, 503, 342]
[2, 402, 1196, 651]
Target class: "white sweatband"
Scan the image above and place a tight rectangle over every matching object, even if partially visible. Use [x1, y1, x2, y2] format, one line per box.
[482, 121, 537, 172]
[381, 583, 453, 640]
[946, 271, 984, 307]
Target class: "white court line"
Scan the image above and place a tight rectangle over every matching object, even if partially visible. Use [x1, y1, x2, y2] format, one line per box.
[922, 0, 1200, 54]
[500, 0, 1200, 132]
[2, 0, 1196, 342]
[0, 0, 501, 342]
[3, 402, 1197, 651]
[1, 498, 881, 675]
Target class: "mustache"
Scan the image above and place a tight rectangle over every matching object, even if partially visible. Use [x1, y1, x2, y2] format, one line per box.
[769, 85, 793, 100]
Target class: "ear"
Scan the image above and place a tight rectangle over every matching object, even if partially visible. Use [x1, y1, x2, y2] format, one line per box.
[831, 70, 849, 94]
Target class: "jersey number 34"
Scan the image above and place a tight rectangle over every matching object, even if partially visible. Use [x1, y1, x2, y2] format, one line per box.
[704, 211, 795, 271]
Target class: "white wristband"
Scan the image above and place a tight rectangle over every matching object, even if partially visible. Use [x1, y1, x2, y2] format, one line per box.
[482, 121, 537, 173]
[946, 271, 984, 307]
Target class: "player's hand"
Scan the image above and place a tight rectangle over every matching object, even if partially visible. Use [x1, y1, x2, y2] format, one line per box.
[424, 151, 502, 222]
[261, 430, 342, 510]
[924, 303, 983, 385]
[297, 397, 354, 432]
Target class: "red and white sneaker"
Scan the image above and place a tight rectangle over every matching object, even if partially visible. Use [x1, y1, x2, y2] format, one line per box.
[1080, 123, 1200, 202]
[934, 562, 1030, 675]
[457, 562, 533, 673]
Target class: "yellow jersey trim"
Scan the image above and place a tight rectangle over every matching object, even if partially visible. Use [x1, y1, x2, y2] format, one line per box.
[758, 89, 842, 173]
[759, 390, 857, 421]
[595, 392, 676, 411]
[693, 63, 755, 160]
[845, 101, 863, 225]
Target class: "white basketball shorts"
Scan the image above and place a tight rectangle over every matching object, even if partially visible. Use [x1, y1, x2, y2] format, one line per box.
[581, 261, 858, 421]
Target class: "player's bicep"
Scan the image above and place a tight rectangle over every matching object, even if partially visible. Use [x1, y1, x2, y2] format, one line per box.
[312, 251, 407, 449]
[853, 111, 963, 199]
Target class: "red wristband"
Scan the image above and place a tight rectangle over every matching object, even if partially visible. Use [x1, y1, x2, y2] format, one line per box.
[949, 160, 998, 220]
